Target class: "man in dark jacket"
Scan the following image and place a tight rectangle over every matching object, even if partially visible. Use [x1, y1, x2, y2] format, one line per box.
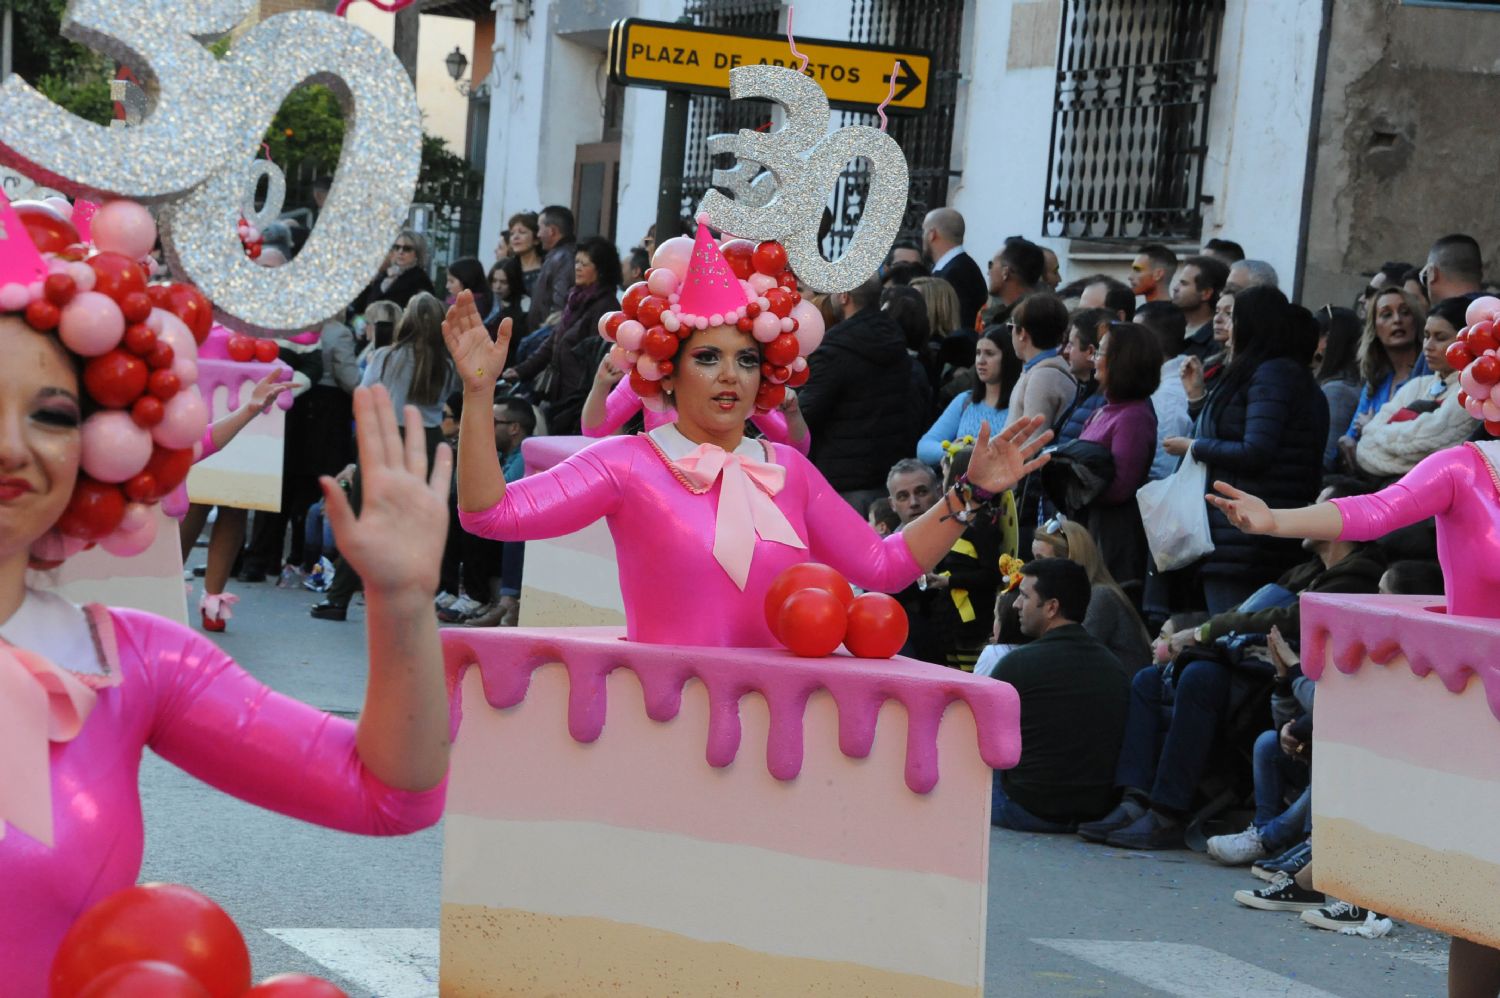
[799, 276, 920, 511]
[1081, 500, 1385, 850]
[527, 205, 577, 331]
[923, 208, 987, 329]
[993, 559, 1128, 831]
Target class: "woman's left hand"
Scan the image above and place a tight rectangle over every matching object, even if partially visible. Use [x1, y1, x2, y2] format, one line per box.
[249, 368, 292, 413]
[778, 388, 800, 415]
[322, 385, 453, 598]
[965, 416, 1053, 494]
[1162, 436, 1192, 458]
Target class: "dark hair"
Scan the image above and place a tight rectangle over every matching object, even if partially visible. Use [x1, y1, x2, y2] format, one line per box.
[866, 496, 901, 533]
[495, 395, 537, 435]
[881, 285, 931, 354]
[1021, 557, 1092, 623]
[313, 175, 333, 193]
[973, 326, 1024, 407]
[1137, 243, 1178, 273]
[491, 256, 526, 307]
[1133, 300, 1188, 357]
[1068, 307, 1112, 352]
[1204, 238, 1245, 263]
[1010, 293, 1070, 350]
[506, 211, 539, 239]
[627, 246, 650, 278]
[539, 204, 576, 243]
[886, 238, 921, 264]
[1098, 321, 1162, 402]
[1216, 284, 1293, 406]
[883, 259, 930, 286]
[446, 257, 487, 296]
[1381, 559, 1445, 596]
[1314, 305, 1362, 383]
[1000, 236, 1046, 287]
[1286, 304, 1320, 369]
[576, 236, 622, 291]
[1374, 261, 1415, 287]
[848, 274, 883, 312]
[994, 589, 1026, 645]
[1429, 234, 1483, 284]
[1182, 254, 1230, 297]
[1429, 295, 1471, 332]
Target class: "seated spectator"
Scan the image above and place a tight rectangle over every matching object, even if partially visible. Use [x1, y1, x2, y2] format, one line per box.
[1075, 321, 1161, 593]
[975, 587, 1028, 678]
[867, 497, 900, 537]
[886, 459, 955, 665]
[1031, 517, 1152, 671]
[917, 326, 1013, 466]
[1353, 296, 1471, 480]
[1081, 487, 1384, 850]
[1379, 558, 1444, 596]
[991, 559, 1129, 832]
[1336, 287, 1426, 466]
[1006, 294, 1076, 430]
[1135, 301, 1194, 480]
[352, 228, 435, 312]
[1056, 308, 1109, 446]
[1314, 305, 1362, 470]
[1067, 275, 1134, 320]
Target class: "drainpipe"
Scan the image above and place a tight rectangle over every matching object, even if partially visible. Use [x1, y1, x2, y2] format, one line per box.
[1292, 0, 1336, 303]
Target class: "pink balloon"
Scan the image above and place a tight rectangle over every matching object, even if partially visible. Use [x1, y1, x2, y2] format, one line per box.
[647, 268, 679, 297]
[100, 513, 158, 558]
[0, 284, 28, 311]
[661, 310, 681, 333]
[151, 388, 210, 450]
[608, 344, 632, 373]
[790, 301, 826, 355]
[597, 312, 616, 338]
[1466, 395, 1486, 419]
[58, 291, 125, 357]
[119, 501, 153, 534]
[90, 200, 158, 259]
[149, 309, 198, 363]
[616, 319, 646, 352]
[81, 410, 153, 483]
[748, 273, 778, 295]
[752, 311, 782, 343]
[1485, 398, 1500, 423]
[636, 354, 665, 381]
[66, 261, 96, 292]
[172, 356, 199, 388]
[651, 236, 694, 278]
[1461, 365, 1491, 401]
[1466, 296, 1500, 327]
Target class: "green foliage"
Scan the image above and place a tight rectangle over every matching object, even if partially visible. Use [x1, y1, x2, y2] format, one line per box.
[265, 85, 346, 176]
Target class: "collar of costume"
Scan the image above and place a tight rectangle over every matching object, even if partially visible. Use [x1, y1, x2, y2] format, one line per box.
[0, 642, 97, 847]
[649, 425, 806, 589]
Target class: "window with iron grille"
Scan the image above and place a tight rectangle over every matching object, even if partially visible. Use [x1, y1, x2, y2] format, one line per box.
[1043, 0, 1225, 244]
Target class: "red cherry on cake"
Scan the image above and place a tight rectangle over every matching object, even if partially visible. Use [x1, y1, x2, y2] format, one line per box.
[253, 339, 280, 363]
[226, 335, 256, 363]
[778, 589, 848, 658]
[764, 563, 853, 639]
[843, 593, 908, 659]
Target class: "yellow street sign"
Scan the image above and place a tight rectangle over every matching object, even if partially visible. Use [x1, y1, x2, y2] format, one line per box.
[609, 18, 930, 113]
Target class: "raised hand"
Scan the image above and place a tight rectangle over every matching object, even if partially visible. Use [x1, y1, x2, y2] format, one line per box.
[321, 385, 453, 598]
[248, 367, 292, 413]
[966, 416, 1053, 495]
[1207, 480, 1275, 534]
[595, 355, 625, 387]
[441, 289, 509, 394]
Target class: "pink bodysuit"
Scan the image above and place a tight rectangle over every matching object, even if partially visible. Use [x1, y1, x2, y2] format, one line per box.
[0, 604, 445, 994]
[583, 378, 811, 455]
[458, 431, 922, 646]
[1331, 441, 1500, 618]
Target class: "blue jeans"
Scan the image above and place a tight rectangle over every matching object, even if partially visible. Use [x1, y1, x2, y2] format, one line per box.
[1252, 729, 1311, 847]
[1114, 660, 1233, 813]
[991, 772, 1076, 833]
[499, 541, 525, 599]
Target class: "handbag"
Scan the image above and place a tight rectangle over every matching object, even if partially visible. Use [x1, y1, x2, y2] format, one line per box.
[1135, 451, 1213, 571]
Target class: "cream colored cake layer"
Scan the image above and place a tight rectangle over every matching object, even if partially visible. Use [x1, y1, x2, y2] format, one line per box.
[440, 904, 977, 998]
[1316, 816, 1500, 949]
[520, 522, 624, 614]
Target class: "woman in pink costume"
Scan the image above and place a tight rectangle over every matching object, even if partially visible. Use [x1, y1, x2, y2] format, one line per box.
[0, 297, 455, 991]
[442, 266, 1052, 648]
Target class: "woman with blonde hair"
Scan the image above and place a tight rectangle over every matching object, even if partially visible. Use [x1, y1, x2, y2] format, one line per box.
[1336, 286, 1426, 464]
[1031, 517, 1152, 671]
[352, 228, 434, 313]
[911, 275, 963, 340]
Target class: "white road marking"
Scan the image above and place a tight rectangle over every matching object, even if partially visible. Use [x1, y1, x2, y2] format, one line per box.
[1033, 939, 1343, 997]
[263, 928, 439, 997]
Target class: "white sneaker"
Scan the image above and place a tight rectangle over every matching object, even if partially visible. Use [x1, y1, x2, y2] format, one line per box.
[435, 591, 459, 611]
[1207, 824, 1267, 866]
[447, 595, 481, 616]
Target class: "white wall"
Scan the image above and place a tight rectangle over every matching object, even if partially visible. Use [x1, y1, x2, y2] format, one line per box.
[347, 7, 473, 153]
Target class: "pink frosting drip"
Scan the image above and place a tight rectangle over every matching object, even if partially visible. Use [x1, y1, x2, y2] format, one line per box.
[196, 358, 293, 412]
[1302, 593, 1500, 722]
[442, 627, 1021, 794]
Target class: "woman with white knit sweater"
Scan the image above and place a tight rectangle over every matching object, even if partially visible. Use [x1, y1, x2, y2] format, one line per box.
[1354, 296, 1474, 480]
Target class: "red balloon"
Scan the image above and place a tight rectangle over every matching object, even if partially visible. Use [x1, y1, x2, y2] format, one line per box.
[148, 369, 181, 401]
[25, 298, 61, 331]
[658, 359, 674, 376]
[119, 290, 154, 323]
[131, 396, 166, 428]
[78, 961, 211, 998]
[763, 287, 796, 319]
[636, 296, 669, 330]
[83, 350, 149, 408]
[755, 382, 787, 411]
[642, 326, 677, 361]
[763, 562, 853, 637]
[752, 240, 789, 277]
[50, 884, 251, 998]
[1471, 354, 1500, 387]
[777, 270, 799, 291]
[226, 335, 256, 363]
[763, 332, 800, 367]
[778, 588, 848, 657]
[760, 363, 790, 384]
[244, 974, 349, 997]
[736, 316, 755, 334]
[147, 341, 176, 371]
[123, 323, 158, 357]
[744, 300, 761, 319]
[603, 312, 626, 339]
[629, 369, 662, 397]
[143, 446, 195, 496]
[1487, 419, 1500, 437]
[147, 285, 174, 308]
[55, 477, 127, 541]
[1467, 322, 1498, 356]
[44, 272, 78, 306]
[87, 251, 148, 301]
[620, 281, 651, 318]
[167, 284, 214, 343]
[253, 339, 280, 363]
[123, 472, 159, 503]
[843, 593, 909, 659]
[1446, 341, 1474, 372]
[787, 363, 810, 388]
[720, 239, 757, 281]
[13, 202, 81, 253]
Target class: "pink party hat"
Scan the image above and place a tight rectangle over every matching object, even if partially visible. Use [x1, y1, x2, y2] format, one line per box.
[673, 213, 749, 329]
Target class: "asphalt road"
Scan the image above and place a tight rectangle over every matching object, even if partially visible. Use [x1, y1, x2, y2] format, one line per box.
[137, 571, 1452, 997]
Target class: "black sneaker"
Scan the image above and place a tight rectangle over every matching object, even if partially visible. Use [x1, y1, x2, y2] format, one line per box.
[309, 600, 348, 621]
[1301, 900, 1386, 931]
[1105, 809, 1185, 851]
[1077, 798, 1145, 843]
[1234, 873, 1325, 912]
[1251, 838, 1311, 882]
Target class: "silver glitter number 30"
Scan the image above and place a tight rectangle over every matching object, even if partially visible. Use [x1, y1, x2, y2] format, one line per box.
[698, 65, 909, 294]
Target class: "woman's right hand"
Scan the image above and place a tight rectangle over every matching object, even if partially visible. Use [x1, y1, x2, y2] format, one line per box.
[442, 289, 509, 394]
[1207, 480, 1276, 534]
[1180, 356, 1205, 398]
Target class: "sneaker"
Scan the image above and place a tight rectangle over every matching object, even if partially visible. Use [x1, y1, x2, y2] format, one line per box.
[460, 602, 505, 627]
[1078, 797, 1145, 843]
[1207, 824, 1267, 866]
[435, 591, 459, 611]
[1105, 809, 1185, 851]
[1252, 839, 1311, 882]
[1234, 873, 1325, 912]
[446, 595, 481, 618]
[303, 557, 334, 593]
[439, 600, 491, 624]
[276, 564, 304, 589]
[1301, 900, 1385, 931]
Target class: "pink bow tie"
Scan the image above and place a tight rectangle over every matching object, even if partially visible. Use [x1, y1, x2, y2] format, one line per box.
[0, 644, 97, 847]
[674, 443, 807, 590]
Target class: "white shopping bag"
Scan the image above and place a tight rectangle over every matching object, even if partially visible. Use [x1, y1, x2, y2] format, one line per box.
[1136, 452, 1214, 571]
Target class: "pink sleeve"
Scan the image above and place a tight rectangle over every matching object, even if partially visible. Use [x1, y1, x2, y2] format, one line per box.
[113, 608, 444, 836]
[1330, 447, 1459, 541]
[787, 448, 923, 592]
[583, 378, 643, 437]
[457, 439, 625, 541]
[197, 426, 218, 461]
[750, 409, 811, 456]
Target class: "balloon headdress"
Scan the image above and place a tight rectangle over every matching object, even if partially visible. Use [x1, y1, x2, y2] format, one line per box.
[1, 196, 214, 565]
[1452, 295, 1500, 435]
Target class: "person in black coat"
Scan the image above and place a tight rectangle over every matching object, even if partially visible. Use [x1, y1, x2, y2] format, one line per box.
[1162, 288, 1327, 614]
[351, 228, 436, 314]
[923, 207, 988, 330]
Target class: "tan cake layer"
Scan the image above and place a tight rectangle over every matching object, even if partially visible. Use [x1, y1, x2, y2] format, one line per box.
[1315, 816, 1500, 948]
[517, 584, 626, 627]
[439, 904, 976, 998]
